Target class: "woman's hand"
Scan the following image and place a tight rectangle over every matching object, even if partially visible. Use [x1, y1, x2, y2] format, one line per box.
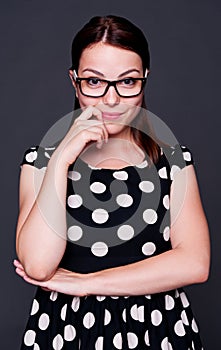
[53, 106, 109, 168]
[13, 259, 89, 297]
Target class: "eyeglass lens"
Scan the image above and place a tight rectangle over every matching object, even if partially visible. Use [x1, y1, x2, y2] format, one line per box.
[80, 78, 144, 97]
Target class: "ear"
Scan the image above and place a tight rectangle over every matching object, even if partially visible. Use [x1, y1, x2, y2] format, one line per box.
[68, 69, 79, 98]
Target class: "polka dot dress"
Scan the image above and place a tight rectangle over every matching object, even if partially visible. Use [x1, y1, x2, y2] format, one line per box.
[19, 142, 204, 349]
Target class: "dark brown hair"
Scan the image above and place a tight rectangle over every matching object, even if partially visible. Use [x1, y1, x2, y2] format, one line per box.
[69, 15, 165, 165]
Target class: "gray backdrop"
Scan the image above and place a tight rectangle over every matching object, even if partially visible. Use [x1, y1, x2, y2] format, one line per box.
[1, 0, 220, 348]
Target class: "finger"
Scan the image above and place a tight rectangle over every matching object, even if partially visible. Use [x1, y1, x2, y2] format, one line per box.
[23, 274, 47, 287]
[13, 259, 23, 268]
[82, 125, 107, 144]
[83, 122, 108, 143]
[80, 119, 108, 134]
[79, 106, 103, 121]
[77, 129, 105, 149]
[41, 287, 52, 292]
[15, 267, 26, 277]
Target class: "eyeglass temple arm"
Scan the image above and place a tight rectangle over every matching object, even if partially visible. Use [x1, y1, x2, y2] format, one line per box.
[144, 68, 150, 78]
[73, 70, 78, 80]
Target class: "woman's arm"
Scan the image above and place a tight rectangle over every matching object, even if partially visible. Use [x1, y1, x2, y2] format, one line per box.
[16, 107, 109, 283]
[16, 150, 71, 281]
[15, 164, 210, 296]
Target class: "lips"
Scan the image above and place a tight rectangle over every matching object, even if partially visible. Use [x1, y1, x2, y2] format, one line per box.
[102, 112, 122, 120]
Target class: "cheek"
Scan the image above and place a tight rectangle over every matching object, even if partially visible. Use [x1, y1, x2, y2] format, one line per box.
[130, 94, 144, 107]
[76, 89, 101, 109]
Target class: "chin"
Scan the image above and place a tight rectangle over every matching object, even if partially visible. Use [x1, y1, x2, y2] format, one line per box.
[104, 122, 128, 133]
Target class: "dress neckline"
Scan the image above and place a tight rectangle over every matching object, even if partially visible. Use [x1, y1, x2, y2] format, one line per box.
[76, 147, 164, 171]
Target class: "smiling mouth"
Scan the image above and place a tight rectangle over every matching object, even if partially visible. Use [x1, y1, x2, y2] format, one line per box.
[102, 112, 123, 120]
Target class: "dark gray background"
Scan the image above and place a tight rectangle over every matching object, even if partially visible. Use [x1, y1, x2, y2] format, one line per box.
[1, 0, 220, 348]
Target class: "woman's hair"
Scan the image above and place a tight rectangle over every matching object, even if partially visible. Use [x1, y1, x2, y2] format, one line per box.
[69, 15, 165, 165]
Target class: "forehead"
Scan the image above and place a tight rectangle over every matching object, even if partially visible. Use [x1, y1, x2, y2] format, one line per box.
[78, 42, 142, 76]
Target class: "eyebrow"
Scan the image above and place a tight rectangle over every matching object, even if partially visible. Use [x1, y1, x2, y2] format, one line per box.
[81, 68, 141, 77]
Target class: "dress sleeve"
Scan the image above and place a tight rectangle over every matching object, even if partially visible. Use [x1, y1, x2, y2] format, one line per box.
[168, 143, 195, 181]
[174, 144, 194, 165]
[20, 145, 55, 169]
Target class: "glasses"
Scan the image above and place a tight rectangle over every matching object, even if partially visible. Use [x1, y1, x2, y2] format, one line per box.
[72, 69, 149, 98]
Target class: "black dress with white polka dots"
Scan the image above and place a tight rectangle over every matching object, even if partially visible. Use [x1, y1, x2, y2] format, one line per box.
[19, 142, 204, 350]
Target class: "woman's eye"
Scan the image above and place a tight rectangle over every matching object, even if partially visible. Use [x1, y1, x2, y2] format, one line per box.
[87, 78, 101, 86]
[122, 78, 136, 86]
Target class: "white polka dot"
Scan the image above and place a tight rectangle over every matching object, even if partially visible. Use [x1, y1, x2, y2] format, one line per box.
[117, 225, 134, 240]
[61, 304, 67, 321]
[83, 312, 95, 329]
[151, 310, 162, 326]
[130, 304, 144, 322]
[116, 194, 133, 207]
[64, 325, 76, 341]
[165, 295, 175, 310]
[181, 310, 189, 325]
[104, 309, 111, 325]
[175, 289, 179, 298]
[71, 297, 80, 312]
[113, 333, 122, 349]
[122, 308, 126, 322]
[95, 336, 104, 350]
[174, 320, 186, 336]
[91, 242, 108, 257]
[142, 242, 156, 256]
[92, 208, 109, 224]
[96, 296, 106, 301]
[44, 151, 50, 159]
[144, 330, 150, 346]
[90, 181, 106, 193]
[52, 334, 64, 350]
[67, 170, 81, 181]
[113, 171, 128, 180]
[145, 294, 151, 299]
[183, 151, 191, 162]
[50, 291, 58, 301]
[24, 330, 36, 346]
[67, 194, 83, 208]
[180, 292, 190, 308]
[67, 225, 83, 241]
[38, 313, 50, 330]
[191, 318, 199, 333]
[136, 160, 148, 168]
[143, 209, 158, 224]
[127, 332, 138, 348]
[163, 226, 170, 241]
[170, 165, 181, 181]
[163, 194, 170, 209]
[139, 180, 154, 193]
[158, 167, 167, 179]
[30, 299, 39, 315]
[161, 337, 173, 350]
[26, 151, 37, 163]
[45, 146, 55, 150]
[33, 343, 40, 350]
[130, 304, 138, 321]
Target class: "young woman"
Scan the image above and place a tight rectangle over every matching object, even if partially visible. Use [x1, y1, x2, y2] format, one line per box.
[14, 15, 210, 350]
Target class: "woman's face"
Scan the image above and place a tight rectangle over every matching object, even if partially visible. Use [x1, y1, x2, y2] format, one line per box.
[69, 42, 147, 137]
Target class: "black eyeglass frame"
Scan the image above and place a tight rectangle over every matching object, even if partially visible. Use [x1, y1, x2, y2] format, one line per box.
[72, 69, 149, 98]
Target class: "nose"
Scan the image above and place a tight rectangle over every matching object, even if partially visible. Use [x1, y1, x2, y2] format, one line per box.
[102, 86, 120, 106]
